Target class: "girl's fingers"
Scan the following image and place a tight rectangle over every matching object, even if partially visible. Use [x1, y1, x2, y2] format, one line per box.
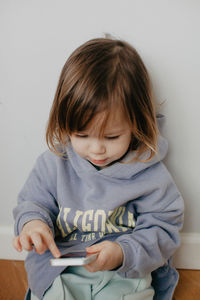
[43, 231, 61, 258]
[13, 221, 61, 257]
[85, 252, 106, 272]
[86, 244, 102, 253]
[19, 234, 34, 251]
[31, 232, 47, 254]
[86, 242, 106, 257]
[12, 236, 22, 252]
[85, 241, 123, 272]
[21, 230, 60, 257]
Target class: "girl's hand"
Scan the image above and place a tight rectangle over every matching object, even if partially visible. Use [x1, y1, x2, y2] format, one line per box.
[84, 241, 123, 272]
[12, 220, 61, 258]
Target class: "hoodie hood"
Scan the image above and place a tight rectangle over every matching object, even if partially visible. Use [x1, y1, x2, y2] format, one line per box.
[66, 114, 168, 180]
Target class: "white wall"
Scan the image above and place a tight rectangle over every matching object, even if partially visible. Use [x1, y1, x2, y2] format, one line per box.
[1, 0, 200, 263]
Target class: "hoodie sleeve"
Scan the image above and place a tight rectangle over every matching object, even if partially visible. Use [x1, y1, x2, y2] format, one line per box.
[115, 162, 184, 278]
[13, 151, 59, 237]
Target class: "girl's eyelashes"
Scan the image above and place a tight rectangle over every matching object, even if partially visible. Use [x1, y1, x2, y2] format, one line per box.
[74, 133, 120, 139]
[75, 134, 88, 138]
[105, 135, 120, 140]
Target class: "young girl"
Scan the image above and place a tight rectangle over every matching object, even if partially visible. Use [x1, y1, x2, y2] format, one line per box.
[13, 37, 184, 300]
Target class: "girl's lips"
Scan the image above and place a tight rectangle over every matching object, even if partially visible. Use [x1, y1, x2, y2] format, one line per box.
[90, 159, 107, 165]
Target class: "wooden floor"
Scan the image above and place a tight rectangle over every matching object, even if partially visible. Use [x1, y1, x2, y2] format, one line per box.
[0, 260, 200, 299]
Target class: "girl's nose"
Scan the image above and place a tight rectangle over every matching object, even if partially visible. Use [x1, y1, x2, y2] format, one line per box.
[90, 140, 106, 154]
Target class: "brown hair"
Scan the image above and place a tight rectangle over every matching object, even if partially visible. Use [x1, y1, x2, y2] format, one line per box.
[46, 37, 158, 161]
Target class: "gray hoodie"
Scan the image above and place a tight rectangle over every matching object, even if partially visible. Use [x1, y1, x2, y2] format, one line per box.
[13, 115, 184, 300]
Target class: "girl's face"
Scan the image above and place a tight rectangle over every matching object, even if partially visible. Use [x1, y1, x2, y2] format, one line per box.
[69, 109, 132, 168]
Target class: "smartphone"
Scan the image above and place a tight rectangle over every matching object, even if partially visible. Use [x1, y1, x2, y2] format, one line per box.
[50, 251, 98, 266]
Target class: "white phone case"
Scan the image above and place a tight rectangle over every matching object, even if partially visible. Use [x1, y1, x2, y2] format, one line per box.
[50, 253, 97, 266]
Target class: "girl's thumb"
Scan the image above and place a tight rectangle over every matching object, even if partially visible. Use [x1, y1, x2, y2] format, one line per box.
[86, 244, 101, 253]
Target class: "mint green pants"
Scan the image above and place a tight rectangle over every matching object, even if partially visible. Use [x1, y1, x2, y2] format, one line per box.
[31, 266, 154, 300]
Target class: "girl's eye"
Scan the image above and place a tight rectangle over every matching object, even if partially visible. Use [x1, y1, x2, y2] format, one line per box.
[105, 136, 120, 140]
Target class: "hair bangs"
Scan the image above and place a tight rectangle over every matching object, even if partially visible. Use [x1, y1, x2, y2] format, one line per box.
[63, 65, 128, 136]
[63, 90, 111, 135]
